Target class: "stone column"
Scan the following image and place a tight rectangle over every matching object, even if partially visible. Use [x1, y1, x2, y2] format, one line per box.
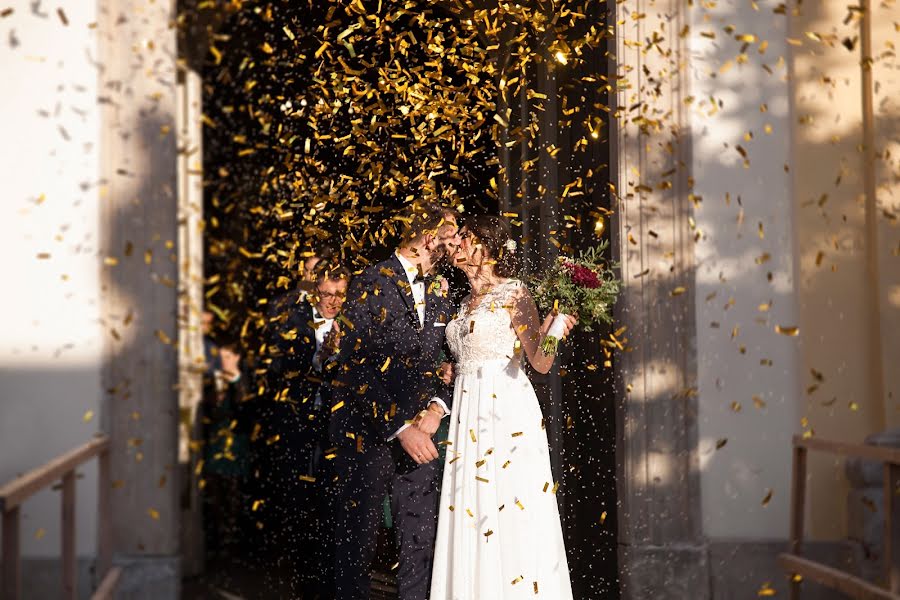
[610, 0, 709, 596]
[98, 0, 181, 596]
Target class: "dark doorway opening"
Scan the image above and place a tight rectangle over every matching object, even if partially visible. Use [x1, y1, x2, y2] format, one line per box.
[179, 0, 619, 597]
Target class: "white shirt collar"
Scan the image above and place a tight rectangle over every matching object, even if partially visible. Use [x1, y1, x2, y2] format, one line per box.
[395, 250, 422, 285]
[311, 305, 332, 322]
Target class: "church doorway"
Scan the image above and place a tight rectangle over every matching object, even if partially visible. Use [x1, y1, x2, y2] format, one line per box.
[176, 1, 620, 597]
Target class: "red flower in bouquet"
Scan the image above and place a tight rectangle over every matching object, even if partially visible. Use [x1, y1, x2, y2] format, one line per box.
[564, 263, 602, 289]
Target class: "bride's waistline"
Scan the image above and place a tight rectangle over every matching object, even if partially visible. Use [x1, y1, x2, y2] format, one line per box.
[455, 358, 523, 376]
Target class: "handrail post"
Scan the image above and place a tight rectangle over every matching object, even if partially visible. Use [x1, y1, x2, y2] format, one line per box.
[789, 441, 807, 600]
[61, 471, 76, 600]
[886, 462, 900, 593]
[96, 447, 111, 580]
[2, 506, 21, 600]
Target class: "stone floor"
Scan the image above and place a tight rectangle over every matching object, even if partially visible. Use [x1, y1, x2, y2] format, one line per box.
[182, 560, 398, 600]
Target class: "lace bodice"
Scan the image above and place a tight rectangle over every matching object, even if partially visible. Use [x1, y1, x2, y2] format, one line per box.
[446, 279, 524, 372]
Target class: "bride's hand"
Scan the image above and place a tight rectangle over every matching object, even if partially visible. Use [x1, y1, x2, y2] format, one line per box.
[414, 404, 443, 436]
[438, 362, 455, 385]
[540, 313, 578, 339]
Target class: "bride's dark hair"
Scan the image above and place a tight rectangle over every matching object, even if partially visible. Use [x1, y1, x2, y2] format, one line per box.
[464, 215, 520, 279]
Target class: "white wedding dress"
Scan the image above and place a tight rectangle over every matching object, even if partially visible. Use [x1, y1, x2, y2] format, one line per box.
[430, 279, 574, 600]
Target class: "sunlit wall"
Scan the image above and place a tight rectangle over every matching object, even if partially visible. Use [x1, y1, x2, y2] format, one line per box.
[0, 0, 101, 558]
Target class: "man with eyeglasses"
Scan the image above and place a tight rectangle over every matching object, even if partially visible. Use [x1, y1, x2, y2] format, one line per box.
[257, 261, 350, 595]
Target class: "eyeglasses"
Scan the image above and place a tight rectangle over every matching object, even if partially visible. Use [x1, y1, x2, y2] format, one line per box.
[316, 290, 346, 301]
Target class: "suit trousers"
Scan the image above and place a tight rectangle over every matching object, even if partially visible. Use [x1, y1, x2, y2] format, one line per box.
[334, 443, 440, 600]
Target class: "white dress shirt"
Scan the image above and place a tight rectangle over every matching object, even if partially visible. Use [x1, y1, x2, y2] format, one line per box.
[388, 251, 450, 441]
[311, 305, 334, 373]
[395, 251, 426, 328]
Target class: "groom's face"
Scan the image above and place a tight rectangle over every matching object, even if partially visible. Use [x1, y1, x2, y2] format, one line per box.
[427, 217, 460, 270]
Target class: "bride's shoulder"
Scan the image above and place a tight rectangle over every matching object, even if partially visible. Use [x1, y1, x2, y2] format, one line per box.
[500, 277, 524, 288]
[498, 278, 528, 301]
[500, 278, 527, 292]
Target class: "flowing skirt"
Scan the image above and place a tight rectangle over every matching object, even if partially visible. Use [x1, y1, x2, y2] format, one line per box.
[430, 359, 574, 600]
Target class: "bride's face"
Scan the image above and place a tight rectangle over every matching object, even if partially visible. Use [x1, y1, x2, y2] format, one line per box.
[453, 227, 486, 273]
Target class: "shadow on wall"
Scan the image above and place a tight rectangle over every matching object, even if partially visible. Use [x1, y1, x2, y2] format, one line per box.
[98, 102, 183, 598]
[1, 103, 183, 599]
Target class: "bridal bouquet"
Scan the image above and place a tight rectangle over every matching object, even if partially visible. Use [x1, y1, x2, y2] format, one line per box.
[528, 242, 620, 354]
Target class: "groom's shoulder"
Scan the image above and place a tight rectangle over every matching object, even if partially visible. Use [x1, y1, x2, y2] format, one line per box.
[346, 258, 398, 294]
[360, 257, 399, 281]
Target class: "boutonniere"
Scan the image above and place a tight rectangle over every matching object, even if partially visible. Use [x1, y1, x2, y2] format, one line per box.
[429, 275, 449, 296]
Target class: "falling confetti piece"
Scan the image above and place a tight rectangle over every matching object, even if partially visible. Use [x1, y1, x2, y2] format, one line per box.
[147, 508, 160, 520]
[775, 325, 799, 336]
[82, 410, 94, 423]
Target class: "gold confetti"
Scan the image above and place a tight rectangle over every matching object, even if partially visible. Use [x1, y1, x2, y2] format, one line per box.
[775, 325, 799, 336]
[82, 410, 94, 423]
[761, 489, 773, 506]
[147, 508, 160, 520]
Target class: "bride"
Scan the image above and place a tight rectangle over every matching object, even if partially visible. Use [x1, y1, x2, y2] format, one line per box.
[429, 215, 577, 600]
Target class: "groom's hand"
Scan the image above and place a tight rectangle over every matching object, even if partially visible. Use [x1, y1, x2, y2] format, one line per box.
[397, 426, 439, 464]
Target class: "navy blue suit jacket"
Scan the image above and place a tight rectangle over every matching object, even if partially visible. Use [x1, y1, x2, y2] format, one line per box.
[329, 254, 453, 450]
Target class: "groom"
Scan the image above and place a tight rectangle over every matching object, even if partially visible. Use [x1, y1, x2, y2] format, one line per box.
[329, 202, 460, 600]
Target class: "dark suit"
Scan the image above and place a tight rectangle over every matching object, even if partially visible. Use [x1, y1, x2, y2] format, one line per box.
[257, 296, 334, 584]
[329, 254, 452, 600]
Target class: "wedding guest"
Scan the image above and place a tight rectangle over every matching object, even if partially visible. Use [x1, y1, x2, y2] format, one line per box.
[269, 245, 337, 317]
[201, 342, 250, 561]
[254, 261, 350, 588]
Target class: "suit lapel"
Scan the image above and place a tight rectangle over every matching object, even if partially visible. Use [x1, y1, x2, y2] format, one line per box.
[385, 255, 421, 331]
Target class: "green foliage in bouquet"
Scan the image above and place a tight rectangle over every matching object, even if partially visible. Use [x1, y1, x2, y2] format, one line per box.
[528, 242, 621, 354]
